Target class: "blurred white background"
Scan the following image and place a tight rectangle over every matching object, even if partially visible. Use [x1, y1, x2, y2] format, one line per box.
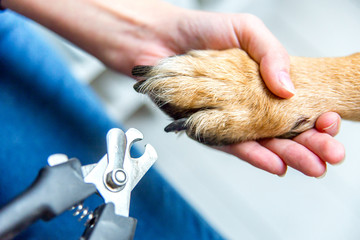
[32, 0, 360, 239]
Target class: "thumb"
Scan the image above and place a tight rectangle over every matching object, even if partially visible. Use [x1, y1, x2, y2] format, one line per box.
[236, 14, 295, 98]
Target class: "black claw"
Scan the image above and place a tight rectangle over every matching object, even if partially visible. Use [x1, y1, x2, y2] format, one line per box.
[131, 65, 153, 77]
[133, 80, 146, 93]
[164, 118, 188, 132]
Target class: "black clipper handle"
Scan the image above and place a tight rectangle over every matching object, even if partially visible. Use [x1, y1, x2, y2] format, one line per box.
[0, 159, 96, 240]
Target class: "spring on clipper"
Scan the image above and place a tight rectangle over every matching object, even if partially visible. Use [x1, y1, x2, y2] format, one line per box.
[71, 203, 94, 226]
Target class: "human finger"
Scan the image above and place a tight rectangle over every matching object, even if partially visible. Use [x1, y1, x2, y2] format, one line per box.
[219, 141, 287, 176]
[258, 138, 326, 177]
[293, 129, 345, 165]
[315, 112, 341, 137]
[236, 14, 294, 98]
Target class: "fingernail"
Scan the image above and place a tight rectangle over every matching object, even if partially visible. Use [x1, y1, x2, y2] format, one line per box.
[322, 120, 337, 131]
[316, 169, 327, 179]
[278, 71, 296, 95]
[277, 167, 287, 177]
[333, 157, 345, 166]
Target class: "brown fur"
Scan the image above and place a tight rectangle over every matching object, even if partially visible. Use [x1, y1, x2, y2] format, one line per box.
[132, 48, 360, 146]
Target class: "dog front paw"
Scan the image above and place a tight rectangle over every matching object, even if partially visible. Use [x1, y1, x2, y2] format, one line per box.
[132, 49, 316, 145]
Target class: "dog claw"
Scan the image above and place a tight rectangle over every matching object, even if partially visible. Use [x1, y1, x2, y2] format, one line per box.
[164, 118, 188, 132]
[132, 65, 153, 77]
[133, 80, 146, 93]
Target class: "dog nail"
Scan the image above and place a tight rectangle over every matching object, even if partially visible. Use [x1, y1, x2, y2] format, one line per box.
[164, 118, 188, 132]
[133, 81, 146, 92]
[132, 65, 153, 77]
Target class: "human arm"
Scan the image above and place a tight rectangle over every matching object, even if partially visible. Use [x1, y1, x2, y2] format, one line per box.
[1, 0, 344, 177]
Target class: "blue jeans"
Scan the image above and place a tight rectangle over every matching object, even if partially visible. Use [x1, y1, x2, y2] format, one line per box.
[0, 11, 223, 240]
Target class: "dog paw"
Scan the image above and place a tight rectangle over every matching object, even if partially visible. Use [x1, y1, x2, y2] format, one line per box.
[132, 48, 316, 145]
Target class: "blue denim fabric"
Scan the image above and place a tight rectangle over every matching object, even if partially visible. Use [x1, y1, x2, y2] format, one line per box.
[0, 11, 224, 240]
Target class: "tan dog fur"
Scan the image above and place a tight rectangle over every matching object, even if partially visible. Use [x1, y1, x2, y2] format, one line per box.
[132, 48, 360, 146]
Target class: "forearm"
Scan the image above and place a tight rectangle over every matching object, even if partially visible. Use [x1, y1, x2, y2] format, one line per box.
[2, 0, 181, 74]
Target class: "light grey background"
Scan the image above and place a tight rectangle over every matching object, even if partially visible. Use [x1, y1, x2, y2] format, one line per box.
[32, 1, 360, 239]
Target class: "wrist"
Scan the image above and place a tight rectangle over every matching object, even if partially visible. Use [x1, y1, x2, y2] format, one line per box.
[1, 0, 148, 70]
[91, 0, 185, 74]
[3, 0, 184, 74]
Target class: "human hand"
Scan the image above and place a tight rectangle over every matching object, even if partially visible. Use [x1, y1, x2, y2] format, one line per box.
[130, 6, 345, 177]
